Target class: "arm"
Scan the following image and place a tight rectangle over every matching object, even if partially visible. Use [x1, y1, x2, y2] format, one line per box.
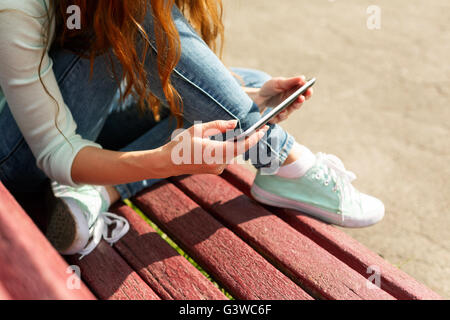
[71, 121, 267, 185]
[71, 146, 170, 185]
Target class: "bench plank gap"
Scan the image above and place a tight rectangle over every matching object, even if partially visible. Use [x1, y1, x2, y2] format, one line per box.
[133, 181, 312, 300]
[111, 202, 227, 300]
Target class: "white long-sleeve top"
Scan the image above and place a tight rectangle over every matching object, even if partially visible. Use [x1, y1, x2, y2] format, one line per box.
[0, 0, 102, 186]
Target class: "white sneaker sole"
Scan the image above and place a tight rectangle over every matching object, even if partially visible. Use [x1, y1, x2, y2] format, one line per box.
[251, 184, 383, 228]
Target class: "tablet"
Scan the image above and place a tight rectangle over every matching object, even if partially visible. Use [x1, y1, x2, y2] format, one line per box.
[231, 78, 316, 141]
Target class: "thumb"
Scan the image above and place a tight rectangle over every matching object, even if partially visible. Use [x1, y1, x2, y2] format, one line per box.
[277, 76, 305, 91]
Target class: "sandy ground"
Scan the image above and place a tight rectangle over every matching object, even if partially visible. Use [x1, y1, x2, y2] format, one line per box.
[222, 0, 450, 298]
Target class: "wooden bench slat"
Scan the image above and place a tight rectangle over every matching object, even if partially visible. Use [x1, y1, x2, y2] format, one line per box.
[111, 202, 227, 300]
[133, 181, 312, 300]
[173, 174, 395, 300]
[222, 164, 442, 300]
[68, 241, 160, 300]
[0, 182, 95, 300]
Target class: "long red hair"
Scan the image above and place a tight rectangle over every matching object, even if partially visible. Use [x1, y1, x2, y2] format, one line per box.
[50, 0, 224, 128]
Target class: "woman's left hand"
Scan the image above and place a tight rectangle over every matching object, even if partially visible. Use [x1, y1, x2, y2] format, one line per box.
[254, 76, 314, 124]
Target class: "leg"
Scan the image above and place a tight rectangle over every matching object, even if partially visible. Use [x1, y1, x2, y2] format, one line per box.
[138, 6, 295, 168]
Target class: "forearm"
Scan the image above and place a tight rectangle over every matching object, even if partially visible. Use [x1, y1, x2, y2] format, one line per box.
[71, 146, 171, 186]
[71, 119, 262, 187]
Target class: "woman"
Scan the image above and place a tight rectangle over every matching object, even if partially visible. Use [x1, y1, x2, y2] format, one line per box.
[0, 0, 384, 257]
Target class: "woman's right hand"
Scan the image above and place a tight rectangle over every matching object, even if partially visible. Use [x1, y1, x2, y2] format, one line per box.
[161, 120, 268, 176]
[71, 120, 266, 186]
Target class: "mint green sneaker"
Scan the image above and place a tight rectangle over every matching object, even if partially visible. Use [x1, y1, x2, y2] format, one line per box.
[251, 153, 385, 228]
[45, 182, 129, 258]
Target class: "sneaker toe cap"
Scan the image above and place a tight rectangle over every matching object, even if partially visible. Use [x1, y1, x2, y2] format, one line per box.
[344, 193, 385, 227]
[359, 193, 385, 226]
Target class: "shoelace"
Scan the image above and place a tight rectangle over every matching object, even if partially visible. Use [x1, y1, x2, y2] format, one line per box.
[316, 153, 358, 219]
[78, 212, 130, 260]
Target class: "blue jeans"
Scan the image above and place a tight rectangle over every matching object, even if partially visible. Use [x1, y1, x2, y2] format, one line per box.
[0, 6, 294, 199]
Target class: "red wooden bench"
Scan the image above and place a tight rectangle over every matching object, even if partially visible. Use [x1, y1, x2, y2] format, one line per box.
[0, 164, 441, 300]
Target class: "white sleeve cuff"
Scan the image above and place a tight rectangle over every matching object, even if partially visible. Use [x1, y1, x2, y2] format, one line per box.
[37, 136, 103, 187]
